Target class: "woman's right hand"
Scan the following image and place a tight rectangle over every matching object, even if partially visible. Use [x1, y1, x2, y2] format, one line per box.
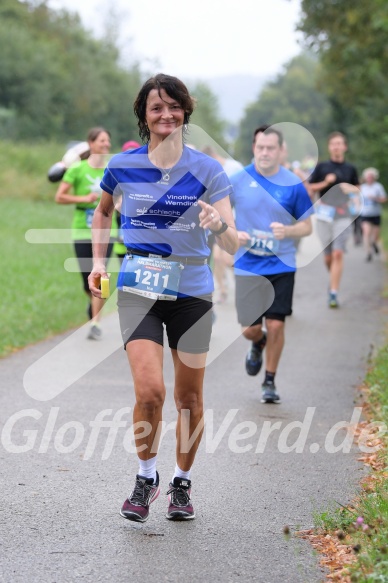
[84, 192, 99, 203]
[88, 263, 107, 298]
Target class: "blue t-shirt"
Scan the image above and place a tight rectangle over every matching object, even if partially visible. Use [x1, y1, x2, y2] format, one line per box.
[231, 164, 314, 276]
[101, 144, 232, 297]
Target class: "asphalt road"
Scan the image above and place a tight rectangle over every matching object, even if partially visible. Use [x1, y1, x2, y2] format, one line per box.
[1, 232, 386, 583]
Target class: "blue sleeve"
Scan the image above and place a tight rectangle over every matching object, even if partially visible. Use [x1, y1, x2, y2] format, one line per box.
[100, 164, 120, 196]
[207, 169, 233, 205]
[229, 170, 245, 207]
[294, 183, 314, 220]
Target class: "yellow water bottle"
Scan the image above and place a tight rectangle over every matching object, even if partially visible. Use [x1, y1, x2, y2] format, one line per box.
[100, 274, 110, 299]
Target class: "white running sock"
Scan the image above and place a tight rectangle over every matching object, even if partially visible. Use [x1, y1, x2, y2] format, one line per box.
[172, 464, 191, 482]
[138, 456, 157, 483]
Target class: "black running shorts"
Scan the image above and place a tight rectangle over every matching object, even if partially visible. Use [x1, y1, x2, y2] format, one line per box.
[118, 291, 213, 354]
[235, 272, 295, 326]
[361, 215, 381, 226]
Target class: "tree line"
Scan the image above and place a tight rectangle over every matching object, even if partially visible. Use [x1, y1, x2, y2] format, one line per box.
[0, 0, 227, 148]
[299, 0, 388, 183]
[236, 0, 388, 184]
[2, 0, 387, 183]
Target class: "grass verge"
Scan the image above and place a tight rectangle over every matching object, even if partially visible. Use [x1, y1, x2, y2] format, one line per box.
[0, 140, 65, 202]
[0, 198, 119, 357]
[0, 139, 121, 357]
[297, 208, 388, 582]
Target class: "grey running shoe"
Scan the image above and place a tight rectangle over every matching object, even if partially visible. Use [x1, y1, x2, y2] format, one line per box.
[166, 477, 195, 521]
[261, 381, 281, 404]
[87, 324, 102, 340]
[245, 332, 267, 376]
[120, 473, 160, 522]
[328, 293, 339, 309]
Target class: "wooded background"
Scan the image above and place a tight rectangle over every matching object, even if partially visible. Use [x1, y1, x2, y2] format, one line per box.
[1, 0, 387, 182]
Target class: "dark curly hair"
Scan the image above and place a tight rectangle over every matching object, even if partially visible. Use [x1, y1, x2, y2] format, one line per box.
[134, 73, 195, 143]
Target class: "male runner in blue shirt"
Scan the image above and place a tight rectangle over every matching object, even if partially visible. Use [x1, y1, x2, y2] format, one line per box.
[231, 125, 314, 403]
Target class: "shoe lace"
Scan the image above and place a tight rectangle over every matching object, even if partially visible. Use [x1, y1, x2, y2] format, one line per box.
[166, 484, 190, 507]
[129, 479, 153, 507]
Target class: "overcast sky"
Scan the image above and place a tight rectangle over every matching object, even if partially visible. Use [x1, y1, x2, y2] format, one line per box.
[47, 0, 303, 79]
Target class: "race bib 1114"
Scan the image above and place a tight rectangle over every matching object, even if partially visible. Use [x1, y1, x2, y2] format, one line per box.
[247, 229, 280, 256]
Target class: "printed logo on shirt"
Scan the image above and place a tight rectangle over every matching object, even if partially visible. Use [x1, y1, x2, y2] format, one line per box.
[85, 175, 102, 193]
[249, 180, 259, 188]
[136, 207, 149, 215]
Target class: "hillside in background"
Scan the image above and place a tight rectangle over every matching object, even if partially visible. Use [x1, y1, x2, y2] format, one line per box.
[204, 74, 269, 123]
[0, 0, 227, 146]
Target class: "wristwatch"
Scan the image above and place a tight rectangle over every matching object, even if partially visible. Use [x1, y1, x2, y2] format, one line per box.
[212, 216, 229, 235]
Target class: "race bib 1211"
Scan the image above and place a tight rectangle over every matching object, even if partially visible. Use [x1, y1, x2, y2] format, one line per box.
[117, 255, 183, 300]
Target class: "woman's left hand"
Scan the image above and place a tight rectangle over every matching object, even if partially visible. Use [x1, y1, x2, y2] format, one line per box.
[198, 200, 221, 231]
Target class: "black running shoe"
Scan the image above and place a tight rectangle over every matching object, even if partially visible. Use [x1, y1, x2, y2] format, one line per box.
[261, 380, 281, 404]
[166, 477, 195, 521]
[372, 242, 380, 254]
[120, 472, 160, 522]
[245, 332, 267, 376]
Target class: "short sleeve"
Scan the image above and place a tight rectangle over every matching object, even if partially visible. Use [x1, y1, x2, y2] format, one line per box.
[62, 163, 80, 185]
[206, 169, 233, 205]
[378, 183, 387, 198]
[351, 167, 359, 186]
[294, 183, 314, 220]
[100, 164, 120, 196]
[309, 163, 324, 184]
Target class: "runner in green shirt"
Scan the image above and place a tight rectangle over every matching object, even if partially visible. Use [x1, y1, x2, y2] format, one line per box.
[55, 127, 113, 340]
